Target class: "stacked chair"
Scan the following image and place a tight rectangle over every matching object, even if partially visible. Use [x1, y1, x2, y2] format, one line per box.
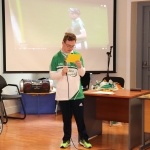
[0, 75, 26, 124]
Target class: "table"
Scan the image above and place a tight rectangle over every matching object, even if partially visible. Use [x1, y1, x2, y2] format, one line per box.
[83, 89, 150, 150]
[138, 94, 150, 150]
[21, 92, 56, 115]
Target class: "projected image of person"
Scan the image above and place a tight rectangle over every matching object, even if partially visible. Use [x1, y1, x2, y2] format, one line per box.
[66, 8, 88, 50]
[49, 32, 92, 149]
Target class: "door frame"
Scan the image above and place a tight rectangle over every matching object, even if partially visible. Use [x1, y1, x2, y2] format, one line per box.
[136, 2, 150, 88]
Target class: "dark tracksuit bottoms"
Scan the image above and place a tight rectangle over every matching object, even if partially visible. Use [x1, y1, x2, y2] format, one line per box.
[59, 99, 89, 142]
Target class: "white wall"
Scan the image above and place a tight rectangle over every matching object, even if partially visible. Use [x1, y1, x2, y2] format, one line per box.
[0, 0, 146, 114]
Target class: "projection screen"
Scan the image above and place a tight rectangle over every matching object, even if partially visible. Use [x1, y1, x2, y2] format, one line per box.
[2, 0, 116, 73]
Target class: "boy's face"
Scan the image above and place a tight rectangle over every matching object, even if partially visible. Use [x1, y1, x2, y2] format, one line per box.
[62, 40, 76, 53]
[69, 12, 78, 20]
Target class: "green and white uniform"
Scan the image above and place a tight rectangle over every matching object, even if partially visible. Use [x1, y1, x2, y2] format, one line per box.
[71, 18, 86, 43]
[49, 50, 85, 101]
[71, 18, 88, 49]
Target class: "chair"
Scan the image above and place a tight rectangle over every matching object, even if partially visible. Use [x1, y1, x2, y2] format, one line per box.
[102, 76, 125, 126]
[81, 73, 90, 91]
[102, 76, 125, 88]
[0, 75, 26, 124]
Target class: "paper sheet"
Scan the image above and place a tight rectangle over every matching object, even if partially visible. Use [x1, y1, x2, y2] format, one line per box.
[66, 54, 81, 62]
[93, 91, 114, 94]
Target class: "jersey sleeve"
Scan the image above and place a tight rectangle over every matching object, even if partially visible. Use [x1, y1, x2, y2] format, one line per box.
[50, 56, 57, 71]
[49, 56, 63, 80]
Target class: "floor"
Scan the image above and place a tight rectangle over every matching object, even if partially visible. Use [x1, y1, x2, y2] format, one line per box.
[0, 112, 149, 150]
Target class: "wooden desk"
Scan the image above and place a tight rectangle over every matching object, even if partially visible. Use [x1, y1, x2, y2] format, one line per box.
[138, 94, 150, 150]
[83, 89, 150, 150]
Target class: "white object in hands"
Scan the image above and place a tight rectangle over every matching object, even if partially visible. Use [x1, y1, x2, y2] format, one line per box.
[93, 91, 114, 94]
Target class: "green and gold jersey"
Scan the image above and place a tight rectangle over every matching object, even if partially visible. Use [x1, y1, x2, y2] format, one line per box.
[50, 50, 85, 101]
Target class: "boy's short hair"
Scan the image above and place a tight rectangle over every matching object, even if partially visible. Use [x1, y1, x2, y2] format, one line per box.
[69, 8, 80, 15]
[63, 32, 76, 42]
